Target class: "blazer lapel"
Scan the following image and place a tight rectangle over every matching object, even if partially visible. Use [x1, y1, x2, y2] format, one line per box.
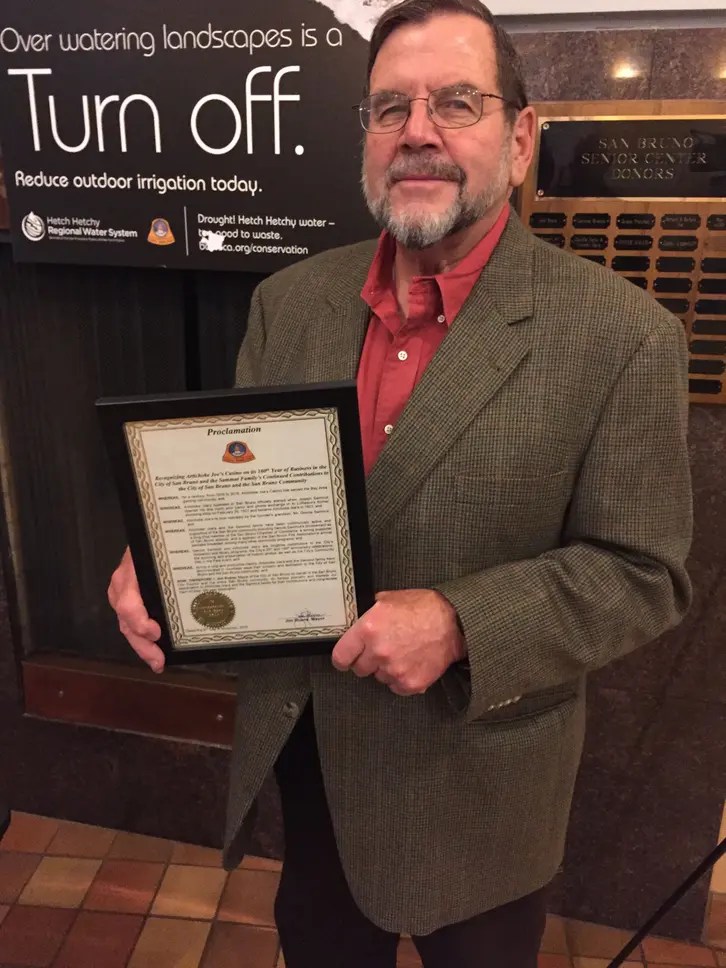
[366, 215, 536, 538]
[302, 298, 370, 383]
[300, 242, 376, 384]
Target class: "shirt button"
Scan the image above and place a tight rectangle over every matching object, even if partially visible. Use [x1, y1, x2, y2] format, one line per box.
[283, 701, 299, 719]
[384, 424, 394, 436]
[437, 314, 446, 324]
[397, 350, 408, 361]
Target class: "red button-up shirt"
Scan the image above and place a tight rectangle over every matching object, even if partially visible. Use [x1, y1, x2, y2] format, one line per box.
[357, 204, 510, 474]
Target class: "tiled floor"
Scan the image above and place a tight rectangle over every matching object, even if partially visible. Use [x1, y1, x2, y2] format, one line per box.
[0, 812, 724, 967]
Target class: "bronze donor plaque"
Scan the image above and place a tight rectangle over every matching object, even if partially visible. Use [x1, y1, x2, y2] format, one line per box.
[699, 279, 726, 294]
[689, 358, 726, 373]
[530, 212, 567, 228]
[657, 298, 690, 315]
[659, 235, 699, 251]
[612, 256, 651, 272]
[654, 277, 692, 293]
[691, 339, 726, 355]
[571, 234, 609, 250]
[689, 379, 723, 394]
[693, 320, 726, 335]
[537, 118, 726, 198]
[697, 300, 726, 315]
[618, 213, 656, 229]
[535, 233, 566, 247]
[522, 100, 726, 406]
[615, 235, 653, 250]
[573, 213, 611, 229]
[657, 257, 695, 273]
[661, 213, 701, 230]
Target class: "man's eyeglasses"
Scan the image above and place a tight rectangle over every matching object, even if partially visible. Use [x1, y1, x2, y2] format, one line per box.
[356, 85, 519, 133]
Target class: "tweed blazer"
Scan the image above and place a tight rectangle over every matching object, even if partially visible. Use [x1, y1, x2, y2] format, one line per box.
[223, 211, 692, 935]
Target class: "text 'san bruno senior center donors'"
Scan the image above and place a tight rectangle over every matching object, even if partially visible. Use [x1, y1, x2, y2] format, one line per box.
[0, 1, 379, 271]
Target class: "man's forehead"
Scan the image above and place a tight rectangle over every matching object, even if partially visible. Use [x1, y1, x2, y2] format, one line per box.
[369, 14, 497, 90]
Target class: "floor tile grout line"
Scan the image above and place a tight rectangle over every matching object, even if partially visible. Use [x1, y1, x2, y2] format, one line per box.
[3, 845, 275, 871]
[21, 900, 81, 965]
[79, 857, 104, 911]
[2, 854, 43, 905]
[45, 845, 116, 859]
[146, 856, 173, 917]
[210, 869, 229, 922]
[2, 846, 274, 866]
[8, 849, 116, 862]
[121, 912, 147, 968]
[196, 916, 217, 968]
[0, 846, 48, 856]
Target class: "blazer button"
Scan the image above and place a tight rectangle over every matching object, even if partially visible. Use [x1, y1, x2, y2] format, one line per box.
[283, 701, 299, 719]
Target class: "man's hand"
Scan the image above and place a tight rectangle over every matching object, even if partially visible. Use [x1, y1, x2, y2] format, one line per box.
[331, 589, 466, 696]
[107, 548, 164, 673]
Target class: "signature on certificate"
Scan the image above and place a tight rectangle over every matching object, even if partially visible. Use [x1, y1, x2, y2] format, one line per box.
[285, 608, 327, 624]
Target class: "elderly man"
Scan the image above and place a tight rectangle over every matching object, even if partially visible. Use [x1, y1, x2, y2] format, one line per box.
[108, 0, 692, 964]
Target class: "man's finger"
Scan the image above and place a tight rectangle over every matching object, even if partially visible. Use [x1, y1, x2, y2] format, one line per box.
[119, 622, 165, 673]
[388, 679, 429, 697]
[331, 623, 366, 671]
[123, 611, 161, 642]
[115, 589, 159, 640]
[108, 547, 138, 609]
[142, 617, 162, 641]
[350, 648, 379, 678]
[388, 681, 417, 697]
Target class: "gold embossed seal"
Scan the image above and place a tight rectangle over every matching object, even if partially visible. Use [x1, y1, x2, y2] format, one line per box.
[191, 591, 235, 629]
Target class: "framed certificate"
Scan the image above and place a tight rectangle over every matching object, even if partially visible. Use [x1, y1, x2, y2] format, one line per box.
[97, 381, 373, 665]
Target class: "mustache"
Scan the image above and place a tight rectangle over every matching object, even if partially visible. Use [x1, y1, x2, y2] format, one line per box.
[385, 155, 465, 188]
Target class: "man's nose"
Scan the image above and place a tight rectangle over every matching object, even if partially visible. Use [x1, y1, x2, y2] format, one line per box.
[398, 98, 444, 151]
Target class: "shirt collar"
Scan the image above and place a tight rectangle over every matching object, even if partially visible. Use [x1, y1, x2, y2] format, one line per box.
[361, 203, 510, 326]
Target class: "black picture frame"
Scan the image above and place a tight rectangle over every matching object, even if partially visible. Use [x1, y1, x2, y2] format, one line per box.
[97, 381, 373, 665]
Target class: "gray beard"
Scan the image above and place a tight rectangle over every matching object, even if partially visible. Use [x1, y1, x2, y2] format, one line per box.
[362, 148, 511, 250]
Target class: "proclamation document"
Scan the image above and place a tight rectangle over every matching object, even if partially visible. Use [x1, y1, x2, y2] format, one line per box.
[123, 407, 358, 651]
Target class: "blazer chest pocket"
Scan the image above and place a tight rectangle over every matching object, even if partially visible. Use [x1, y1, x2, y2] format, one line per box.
[437, 412, 580, 503]
[431, 466, 574, 552]
[442, 466, 571, 507]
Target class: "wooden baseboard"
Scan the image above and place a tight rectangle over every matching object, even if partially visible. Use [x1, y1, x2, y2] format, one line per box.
[22, 655, 237, 747]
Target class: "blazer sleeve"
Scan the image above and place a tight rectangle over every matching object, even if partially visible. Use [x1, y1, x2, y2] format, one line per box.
[435, 318, 693, 722]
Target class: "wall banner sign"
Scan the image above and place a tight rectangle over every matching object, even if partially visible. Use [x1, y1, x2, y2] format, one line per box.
[0, 0, 378, 271]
